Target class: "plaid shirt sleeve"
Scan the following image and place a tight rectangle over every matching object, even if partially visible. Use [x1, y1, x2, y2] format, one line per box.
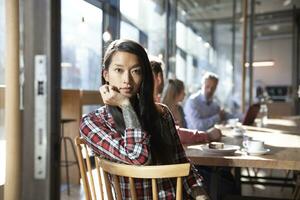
[79, 107, 150, 165]
[160, 104, 207, 198]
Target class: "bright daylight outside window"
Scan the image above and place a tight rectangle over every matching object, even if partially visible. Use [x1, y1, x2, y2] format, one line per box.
[120, 0, 166, 58]
[61, 0, 102, 90]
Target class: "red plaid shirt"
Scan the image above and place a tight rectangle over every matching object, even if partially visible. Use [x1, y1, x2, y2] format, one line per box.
[80, 104, 205, 199]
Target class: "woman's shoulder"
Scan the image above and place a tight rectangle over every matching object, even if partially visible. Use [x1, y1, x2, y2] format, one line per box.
[155, 103, 172, 119]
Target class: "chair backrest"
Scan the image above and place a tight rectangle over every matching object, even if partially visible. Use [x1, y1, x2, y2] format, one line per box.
[75, 136, 191, 200]
[74, 136, 104, 200]
[99, 156, 190, 200]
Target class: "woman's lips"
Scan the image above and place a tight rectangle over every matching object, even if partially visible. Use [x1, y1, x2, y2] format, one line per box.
[119, 87, 132, 93]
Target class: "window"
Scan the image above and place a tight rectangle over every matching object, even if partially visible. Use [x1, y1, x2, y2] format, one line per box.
[61, 0, 103, 90]
[120, 0, 166, 58]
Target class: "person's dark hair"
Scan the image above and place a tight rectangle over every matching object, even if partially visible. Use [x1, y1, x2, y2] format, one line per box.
[102, 39, 176, 164]
[150, 60, 164, 95]
[150, 60, 163, 76]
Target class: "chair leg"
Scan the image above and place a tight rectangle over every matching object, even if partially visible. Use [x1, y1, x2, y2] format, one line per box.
[65, 137, 80, 171]
[281, 170, 291, 191]
[62, 137, 71, 195]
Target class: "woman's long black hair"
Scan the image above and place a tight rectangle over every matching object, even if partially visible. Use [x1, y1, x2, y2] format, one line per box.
[102, 39, 176, 164]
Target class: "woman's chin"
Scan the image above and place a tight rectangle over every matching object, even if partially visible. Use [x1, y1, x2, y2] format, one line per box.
[122, 92, 135, 98]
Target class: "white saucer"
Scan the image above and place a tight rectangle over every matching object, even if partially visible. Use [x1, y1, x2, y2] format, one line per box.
[193, 144, 240, 155]
[231, 131, 244, 137]
[246, 148, 270, 155]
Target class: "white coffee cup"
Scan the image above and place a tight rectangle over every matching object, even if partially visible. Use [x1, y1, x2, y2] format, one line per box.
[227, 118, 239, 127]
[243, 140, 265, 152]
[233, 126, 245, 136]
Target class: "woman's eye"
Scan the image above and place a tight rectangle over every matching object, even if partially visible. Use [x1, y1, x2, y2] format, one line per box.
[132, 68, 141, 75]
[115, 68, 122, 73]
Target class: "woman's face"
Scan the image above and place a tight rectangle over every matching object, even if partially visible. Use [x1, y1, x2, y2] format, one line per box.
[103, 51, 142, 98]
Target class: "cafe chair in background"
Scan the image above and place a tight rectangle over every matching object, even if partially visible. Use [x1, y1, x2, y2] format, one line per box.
[74, 136, 104, 200]
[98, 158, 190, 200]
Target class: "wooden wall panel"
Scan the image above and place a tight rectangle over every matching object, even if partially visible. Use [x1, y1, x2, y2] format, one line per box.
[80, 90, 103, 105]
[267, 102, 294, 118]
[61, 90, 81, 184]
[61, 89, 102, 184]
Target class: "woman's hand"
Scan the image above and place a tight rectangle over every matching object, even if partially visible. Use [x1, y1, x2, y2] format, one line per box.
[207, 128, 222, 142]
[99, 85, 130, 108]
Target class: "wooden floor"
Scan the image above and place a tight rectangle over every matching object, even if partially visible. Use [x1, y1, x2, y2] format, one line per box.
[60, 183, 85, 200]
[240, 168, 294, 199]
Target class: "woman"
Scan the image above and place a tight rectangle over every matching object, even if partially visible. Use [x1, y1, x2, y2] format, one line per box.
[162, 79, 187, 128]
[80, 39, 209, 200]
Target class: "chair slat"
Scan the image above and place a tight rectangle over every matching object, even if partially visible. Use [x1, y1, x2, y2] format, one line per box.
[75, 137, 91, 199]
[151, 179, 158, 200]
[94, 156, 104, 200]
[176, 177, 182, 200]
[129, 177, 137, 200]
[113, 174, 122, 200]
[84, 145, 97, 200]
[102, 171, 114, 200]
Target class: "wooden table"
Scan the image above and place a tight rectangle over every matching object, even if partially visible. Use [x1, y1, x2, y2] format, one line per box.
[185, 125, 300, 171]
[185, 123, 300, 200]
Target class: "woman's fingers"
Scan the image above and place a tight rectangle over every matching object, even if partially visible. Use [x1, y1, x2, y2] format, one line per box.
[99, 85, 128, 107]
[99, 85, 109, 95]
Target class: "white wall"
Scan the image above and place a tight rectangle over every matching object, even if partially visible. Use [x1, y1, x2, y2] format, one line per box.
[253, 38, 292, 86]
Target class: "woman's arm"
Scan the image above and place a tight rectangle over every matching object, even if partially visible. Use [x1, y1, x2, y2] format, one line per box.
[176, 126, 222, 144]
[121, 103, 141, 128]
[80, 106, 150, 165]
[176, 126, 210, 144]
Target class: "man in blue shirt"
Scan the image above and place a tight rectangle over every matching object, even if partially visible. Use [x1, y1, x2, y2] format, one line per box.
[184, 72, 227, 131]
[184, 72, 238, 199]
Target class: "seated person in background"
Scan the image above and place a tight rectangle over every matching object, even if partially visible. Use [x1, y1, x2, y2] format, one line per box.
[162, 79, 187, 128]
[151, 61, 221, 144]
[150, 60, 164, 102]
[80, 39, 209, 200]
[184, 72, 232, 131]
[184, 72, 238, 199]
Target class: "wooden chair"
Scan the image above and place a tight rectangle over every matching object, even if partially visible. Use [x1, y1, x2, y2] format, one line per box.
[99, 157, 190, 200]
[75, 136, 191, 200]
[74, 136, 104, 200]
